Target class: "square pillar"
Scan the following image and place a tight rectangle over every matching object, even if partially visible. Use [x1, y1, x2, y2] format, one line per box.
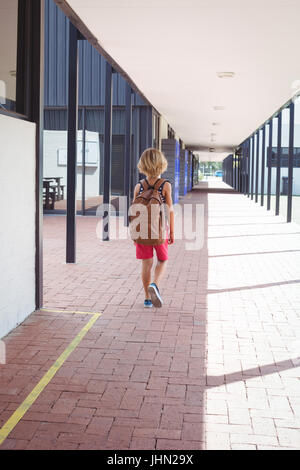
[124, 82, 132, 226]
[287, 102, 294, 222]
[251, 136, 255, 199]
[261, 126, 266, 206]
[161, 138, 180, 204]
[255, 131, 260, 202]
[275, 111, 282, 215]
[102, 61, 113, 240]
[188, 151, 193, 191]
[179, 149, 188, 196]
[147, 106, 153, 148]
[267, 122, 272, 210]
[66, 23, 79, 263]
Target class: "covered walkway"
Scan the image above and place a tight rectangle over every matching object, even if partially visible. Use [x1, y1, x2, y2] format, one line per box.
[0, 184, 299, 450]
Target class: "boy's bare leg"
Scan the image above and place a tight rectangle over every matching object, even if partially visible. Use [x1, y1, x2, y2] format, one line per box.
[153, 260, 168, 287]
[142, 258, 153, 298]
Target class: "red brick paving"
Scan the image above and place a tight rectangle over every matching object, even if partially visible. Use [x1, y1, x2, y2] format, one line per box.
[0, 183, 300, 449]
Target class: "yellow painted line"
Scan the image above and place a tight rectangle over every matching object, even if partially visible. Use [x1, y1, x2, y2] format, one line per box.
[40, 308, 101, 316]
[0, 312, 101, 446]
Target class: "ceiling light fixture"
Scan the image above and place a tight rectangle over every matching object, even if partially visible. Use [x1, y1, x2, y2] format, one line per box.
[213, 106, 226, 111]
[212, 122, 220, 126]
[217, 71, 235, 79]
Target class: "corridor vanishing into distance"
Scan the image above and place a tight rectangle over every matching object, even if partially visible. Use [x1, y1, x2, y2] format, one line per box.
[0, 183, 300, 450]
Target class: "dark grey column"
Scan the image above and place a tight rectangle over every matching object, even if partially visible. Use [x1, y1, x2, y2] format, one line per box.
[81, 107, 86, 215]
[191, 153, 195, 187]
[243, 143, 247, 195]
[226, 156, 229, 185]
[255, 131, 259, 202]
[267, 122, 272, 210]
[139, 107, 148, 154]
[240, 146, 243, 193]
[227, 156, 230, 186]
[238, 153, 241, 192]
[161, 138, 180, 203]
[287, 101, 295, 222]
[32, 0, 45, 308]
[66, 23, 79, 263]
[190, 152, 195, 188]
[124, 82, 132, 226]
[275, 111, 282, 215]
[147, 106, 153, 148]
[228, 156, 230, 186]
[132, 106, 140, 193]
[236, 154, 239, 191]
[251, 136, 255, 200]
[261, 126, 266, 206]
[247, 139, 251, 197]
[234, 154, 237, 190]
[179, 149, 187, 195]
[103, 62, 113, 240]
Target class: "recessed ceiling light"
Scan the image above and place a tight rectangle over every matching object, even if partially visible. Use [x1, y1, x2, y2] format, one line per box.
[213, 106, 226, 111]
[217, 71, 235, 79]
[212, 122, 221, 126]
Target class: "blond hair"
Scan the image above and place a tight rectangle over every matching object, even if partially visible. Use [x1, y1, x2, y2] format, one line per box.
[137, 148, 168, 177]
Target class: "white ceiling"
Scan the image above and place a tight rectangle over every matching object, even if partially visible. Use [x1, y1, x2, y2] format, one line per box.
[68, 0, 300, 160]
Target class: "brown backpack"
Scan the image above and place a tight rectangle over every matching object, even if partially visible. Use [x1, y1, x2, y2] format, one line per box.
[129, 178, 167, 246]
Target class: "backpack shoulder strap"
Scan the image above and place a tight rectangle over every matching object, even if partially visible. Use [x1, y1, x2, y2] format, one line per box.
[153, 178, 165, 190]
[156, 178, 171, 192]
[140, 179, 148, 191]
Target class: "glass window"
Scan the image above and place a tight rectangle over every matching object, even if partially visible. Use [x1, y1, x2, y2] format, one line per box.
[293, 96, 300, 225]
[0, 0, 18, 112]
[43, 109, 68, 213]
[79, 108, 102, 215]
[279, 108, 290, 219]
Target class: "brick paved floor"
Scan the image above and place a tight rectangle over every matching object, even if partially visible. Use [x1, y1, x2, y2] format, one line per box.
[0, 183, 300, 450]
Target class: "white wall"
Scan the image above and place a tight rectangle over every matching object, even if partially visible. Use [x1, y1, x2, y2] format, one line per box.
[43, 130, 100, 200]
[159, 116, 168, 148]
[0, 114, 36, 338]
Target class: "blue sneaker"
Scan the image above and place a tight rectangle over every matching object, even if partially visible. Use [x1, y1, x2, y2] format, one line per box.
[144, 299, 153, 308]
[148, 283, 163, 308]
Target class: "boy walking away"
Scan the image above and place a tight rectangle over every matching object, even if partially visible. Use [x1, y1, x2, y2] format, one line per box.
[130, 148, 174, 308]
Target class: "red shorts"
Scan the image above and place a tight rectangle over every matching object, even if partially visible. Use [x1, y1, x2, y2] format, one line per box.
[135, 238, 168, 261]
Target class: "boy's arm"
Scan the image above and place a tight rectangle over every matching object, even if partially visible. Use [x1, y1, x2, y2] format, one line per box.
[163, 182, 174, 244]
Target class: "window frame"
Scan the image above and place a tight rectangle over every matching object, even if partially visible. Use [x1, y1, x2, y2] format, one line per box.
[0, 0, 32, 121]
